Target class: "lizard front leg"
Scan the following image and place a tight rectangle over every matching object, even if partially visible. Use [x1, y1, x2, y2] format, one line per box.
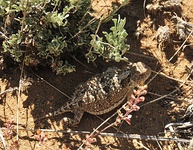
[63, 109, 84, 126]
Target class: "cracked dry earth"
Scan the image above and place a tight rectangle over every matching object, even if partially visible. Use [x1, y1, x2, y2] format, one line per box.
[0, 0, 193, 149]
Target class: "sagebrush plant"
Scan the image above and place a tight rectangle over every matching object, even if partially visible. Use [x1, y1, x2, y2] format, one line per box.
[0, 0, 130, 75]
[0, 0, 94, 74]
[87, 15, 130, 62]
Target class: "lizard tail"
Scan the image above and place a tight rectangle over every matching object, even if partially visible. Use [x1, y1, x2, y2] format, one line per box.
[38, 101, 72, 120]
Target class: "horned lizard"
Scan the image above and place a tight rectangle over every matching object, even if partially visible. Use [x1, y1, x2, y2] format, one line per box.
[38, 62, 151, 126]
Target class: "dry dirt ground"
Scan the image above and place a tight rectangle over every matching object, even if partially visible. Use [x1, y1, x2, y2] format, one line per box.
[1, 0, 193, 149]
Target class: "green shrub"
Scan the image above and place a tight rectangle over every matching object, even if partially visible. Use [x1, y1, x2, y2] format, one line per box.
[0, 0, 129, 74]
[87, 15, 130, 62]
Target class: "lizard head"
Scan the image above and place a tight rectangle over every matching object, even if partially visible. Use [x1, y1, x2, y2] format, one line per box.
[117, 62, 151, 87]
[129, 62, 151, 86]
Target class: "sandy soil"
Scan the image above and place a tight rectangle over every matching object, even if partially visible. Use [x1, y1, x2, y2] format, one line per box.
[0, 0, 193, 149]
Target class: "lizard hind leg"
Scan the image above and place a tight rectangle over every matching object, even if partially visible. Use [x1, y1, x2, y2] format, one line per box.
[62, 109, 84, 126]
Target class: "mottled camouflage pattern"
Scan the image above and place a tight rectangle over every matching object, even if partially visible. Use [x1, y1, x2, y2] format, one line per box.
[39, 62, 151, 126]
